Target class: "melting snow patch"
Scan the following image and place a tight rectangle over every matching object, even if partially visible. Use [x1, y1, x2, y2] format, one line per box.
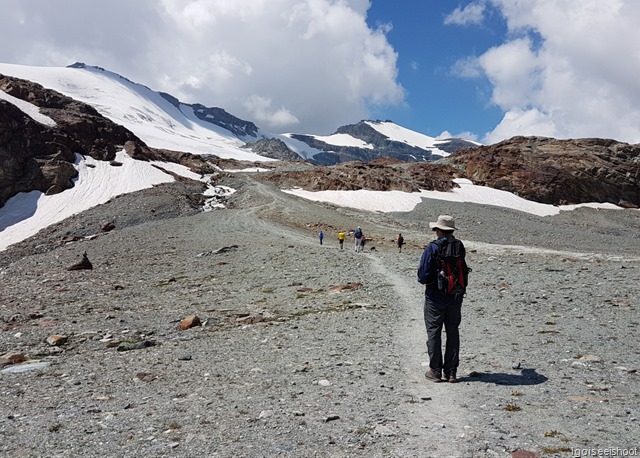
[203, 185, 236, 211]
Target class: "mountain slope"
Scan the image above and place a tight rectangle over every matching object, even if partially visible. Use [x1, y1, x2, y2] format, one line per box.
[1, 63, 477, 165]
[0, 63, 271, 162]
[2, 62, 639, 254]
[281, 120, 478, 165]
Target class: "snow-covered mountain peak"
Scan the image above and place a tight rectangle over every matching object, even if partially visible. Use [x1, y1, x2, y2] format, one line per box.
[0, 62, 270, 162]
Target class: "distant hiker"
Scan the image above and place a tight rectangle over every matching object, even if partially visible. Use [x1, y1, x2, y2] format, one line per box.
[396, 233, 404, 253]
[417, 215, 470, 384]
[319, 231, 324, 245]
[354, 226, 363, 252]
[360, 235, 366, 250]
[337, 231, 346, 249]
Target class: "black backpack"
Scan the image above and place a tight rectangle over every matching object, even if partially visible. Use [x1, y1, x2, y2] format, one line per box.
[433, 237, 470, 296]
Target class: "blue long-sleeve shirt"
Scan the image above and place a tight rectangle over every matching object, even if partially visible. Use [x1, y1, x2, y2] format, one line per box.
[417, 235, 464, 304]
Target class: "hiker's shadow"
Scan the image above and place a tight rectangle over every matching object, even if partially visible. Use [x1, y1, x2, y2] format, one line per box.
[459, 368, 548, 386]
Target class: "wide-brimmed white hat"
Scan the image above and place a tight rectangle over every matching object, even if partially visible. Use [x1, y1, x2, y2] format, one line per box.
[429, 214, 457, 231]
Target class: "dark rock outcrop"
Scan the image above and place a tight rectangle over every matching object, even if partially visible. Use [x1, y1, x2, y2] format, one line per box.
[158, 92, 259, 139]
[256, 159, 463, 193]
[448, 136, 640, 207]
[242, 138, 301, 161]
[66, 251, 93, 270]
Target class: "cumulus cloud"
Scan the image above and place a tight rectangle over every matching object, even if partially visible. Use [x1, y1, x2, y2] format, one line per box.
[444, 2, 487, 26]
[0, 0, 404, 134]
[243, 95, 300, 129]
[452, 0, 640, 144]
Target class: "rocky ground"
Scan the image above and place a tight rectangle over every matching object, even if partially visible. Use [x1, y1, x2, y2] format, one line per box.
[1, 172, 639, 458]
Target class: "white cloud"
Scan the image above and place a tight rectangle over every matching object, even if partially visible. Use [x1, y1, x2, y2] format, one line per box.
[450, 56, 483, 79]
[484, 108, 556, 144]
[452, 0, 640, 144]
[444, 2, 486, 26]
[0, 0, 404, 134]
[244, 94, 300, 129]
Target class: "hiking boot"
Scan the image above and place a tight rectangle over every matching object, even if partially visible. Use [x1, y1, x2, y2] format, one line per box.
[425, 369, 443, 383]
[445, 372, 458, 383]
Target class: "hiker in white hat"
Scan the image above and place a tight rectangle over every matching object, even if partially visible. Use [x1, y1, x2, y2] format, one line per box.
[417, 214, 470, 383]
[428, 214, 457, 232]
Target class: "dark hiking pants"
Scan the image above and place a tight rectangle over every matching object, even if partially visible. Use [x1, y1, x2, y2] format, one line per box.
[424, 295, 462, 376]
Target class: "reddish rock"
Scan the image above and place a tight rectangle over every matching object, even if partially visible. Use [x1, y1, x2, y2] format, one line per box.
[179, 315, 201, 330]
[45, 335, 68, 346]
[512, 451, 540, 458]
[0, 351, 27, 368]
[330, 283, 363, 292]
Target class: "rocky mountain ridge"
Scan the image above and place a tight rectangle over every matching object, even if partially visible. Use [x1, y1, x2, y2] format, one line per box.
[287, 120, 477, 165]
[449, 136, 640, 207]
[1, 67, 640, 214]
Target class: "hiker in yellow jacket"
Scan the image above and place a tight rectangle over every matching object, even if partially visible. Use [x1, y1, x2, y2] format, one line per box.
[337, 231, 346, 249]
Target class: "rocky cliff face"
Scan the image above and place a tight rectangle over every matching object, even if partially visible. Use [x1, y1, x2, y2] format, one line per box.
[255, 157, 463, 193]
[158, 91, 259, 140]
[242, 138, 302, 161]
[448, 136, 640, 207]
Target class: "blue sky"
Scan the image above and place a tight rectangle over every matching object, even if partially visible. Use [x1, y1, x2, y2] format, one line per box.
[366, 1, 507, 139]
[1, 0, 640, 144]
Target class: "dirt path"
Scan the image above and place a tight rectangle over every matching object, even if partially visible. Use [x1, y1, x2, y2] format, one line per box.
[367, 251, 472, 457]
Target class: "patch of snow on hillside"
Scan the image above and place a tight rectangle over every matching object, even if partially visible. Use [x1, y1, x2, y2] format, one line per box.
[284, 178, 622, 217]
[0, 151, 179, 250]
[365, 121, 449, 157]
[278, 133, 325, 160]
[0, 89, 56, 126]
[312, 133, 374, 149]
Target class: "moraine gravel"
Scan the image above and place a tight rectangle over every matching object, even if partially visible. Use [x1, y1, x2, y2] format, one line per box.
[0, 173, 639, 458]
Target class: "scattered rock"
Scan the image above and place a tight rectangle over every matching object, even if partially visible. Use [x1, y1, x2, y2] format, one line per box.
[45, 335, 68, 346]
[511, 450, 540, 458]
[330, 283, 363, 293]
[0, 351, 27, 368]
[116, 340, 157, 352]
[197, 245, 239, 256]
[179, 315, 201, 330]
[67, 251, 93, 270]
[101, 221, 115, 232]
[578, 354, 601, 362]
[135, 372, 157, 382]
